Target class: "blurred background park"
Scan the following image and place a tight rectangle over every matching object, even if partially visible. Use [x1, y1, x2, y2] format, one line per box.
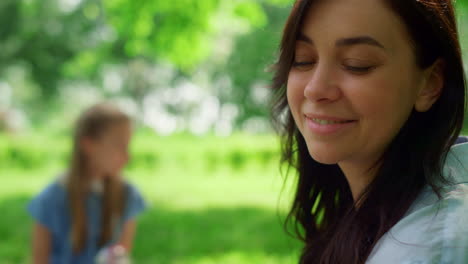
[1, 0, 468, 263]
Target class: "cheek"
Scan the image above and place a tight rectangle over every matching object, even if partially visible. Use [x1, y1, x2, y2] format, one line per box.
[117, 153, 127, 167]
[347, 76, 416, 135]
[346, 86, 388, 118]
[99, 148, 118, 169]
[114, 151, 129, 168]
[111, 152, 123, 165]
[287, 73, 305, 117]
[92, 148, 107, 166]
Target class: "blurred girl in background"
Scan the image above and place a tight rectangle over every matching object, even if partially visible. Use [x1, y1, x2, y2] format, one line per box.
[28, 102, 145, 263]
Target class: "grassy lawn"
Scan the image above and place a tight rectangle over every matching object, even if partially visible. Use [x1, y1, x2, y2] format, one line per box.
[0, 133, 302, 264]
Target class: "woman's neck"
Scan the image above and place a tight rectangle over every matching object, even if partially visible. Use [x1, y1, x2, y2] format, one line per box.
[339, 160, 379, 202]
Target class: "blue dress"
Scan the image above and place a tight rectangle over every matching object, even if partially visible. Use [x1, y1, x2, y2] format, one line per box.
[367, 143, 468, 263]
[27, 179, 146, 264]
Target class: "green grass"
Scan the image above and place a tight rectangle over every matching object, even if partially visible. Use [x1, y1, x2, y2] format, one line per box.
[133, 206, 298, 264]
[0, 132, 301, 264]
[3, 128, 468, 263]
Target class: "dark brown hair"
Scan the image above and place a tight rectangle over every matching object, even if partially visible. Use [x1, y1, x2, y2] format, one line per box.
[271, 0, 466, 263]
[68, 102, 129, 253]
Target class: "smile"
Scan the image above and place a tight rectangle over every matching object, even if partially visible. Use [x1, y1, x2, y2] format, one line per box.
[310, 118, 352, 125]
[304, 115, 357, 135]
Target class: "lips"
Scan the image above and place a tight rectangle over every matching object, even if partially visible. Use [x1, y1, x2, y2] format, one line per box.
[304, 114, 357, 135]
[304, 114, 356, 124]
[309, 118, 353, 125]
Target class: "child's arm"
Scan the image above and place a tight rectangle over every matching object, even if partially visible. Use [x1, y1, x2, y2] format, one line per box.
[32, 222, 51, 264]
[117, 219, 137, 251]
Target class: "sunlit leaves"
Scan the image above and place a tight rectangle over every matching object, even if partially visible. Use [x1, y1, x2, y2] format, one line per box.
[1, 0, 291, 100]
[234, 2, 267, 28]
[101, 0, 278, 70]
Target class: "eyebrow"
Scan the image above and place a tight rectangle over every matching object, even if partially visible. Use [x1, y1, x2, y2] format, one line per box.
[336, 36, 385, 49]
[297, 33, 385, 50]
[298, 33, 314, 44]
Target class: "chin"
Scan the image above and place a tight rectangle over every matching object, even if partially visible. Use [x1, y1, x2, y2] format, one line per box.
[109, 171, 120, 177]
[306, 145, 342, 165]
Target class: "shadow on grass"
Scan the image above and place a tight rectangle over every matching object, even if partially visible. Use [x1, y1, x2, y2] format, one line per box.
[0, 195, 32, 264]
[0, 195, 301, 264]
[134, 206, 301, 263]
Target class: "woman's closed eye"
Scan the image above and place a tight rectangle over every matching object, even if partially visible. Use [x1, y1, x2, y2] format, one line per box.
[292, 60, 316, 70]
[344, 64, 375, 73]
[343, 59, 378, 74]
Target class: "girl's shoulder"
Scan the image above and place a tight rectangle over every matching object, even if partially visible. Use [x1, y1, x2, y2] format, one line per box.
[27, 175, 69, 230]
[123, 180, 142, 195]
[121, 180, 146, 222]
[32, 176, 68, 203]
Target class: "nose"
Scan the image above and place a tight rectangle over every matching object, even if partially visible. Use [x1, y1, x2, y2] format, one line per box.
[303, 63, 342, 103]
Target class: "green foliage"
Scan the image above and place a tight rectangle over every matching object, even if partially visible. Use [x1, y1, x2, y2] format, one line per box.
[456, 0, 468, 11]
[0, 0, 293, 100]
[0, 0, 298, 130]
[0, 133, 69, 170]
[133, 206, 299, 263]
[0, 196, 32, 264]
[234, 2, 268, 28]
[222, 3, 290, 124]
[0, 0, 105, 99]
[1, 131, 280, 172]
[104, 0, 219, 69]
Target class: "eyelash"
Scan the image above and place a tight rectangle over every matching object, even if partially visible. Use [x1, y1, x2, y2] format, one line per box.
[292, 61, 315, 67]
[344, 65, 375, 73]
[292, 61, 375, 74]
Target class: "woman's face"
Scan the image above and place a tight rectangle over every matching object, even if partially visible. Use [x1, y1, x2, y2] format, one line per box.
[287, 0, 437, 168]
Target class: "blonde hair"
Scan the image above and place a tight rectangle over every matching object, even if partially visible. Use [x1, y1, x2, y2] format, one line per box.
[68, 102, 130, 253]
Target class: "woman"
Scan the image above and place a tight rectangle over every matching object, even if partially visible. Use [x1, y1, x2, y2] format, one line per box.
[271, 0, 468, 263]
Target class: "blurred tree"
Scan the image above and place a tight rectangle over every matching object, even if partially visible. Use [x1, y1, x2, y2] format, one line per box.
[0, 0, 291, 96]
[221, 2, 290, 128]
[0, 0, 104, 99]
[0, 0, 295, 131]
[103, 0, 293, 70]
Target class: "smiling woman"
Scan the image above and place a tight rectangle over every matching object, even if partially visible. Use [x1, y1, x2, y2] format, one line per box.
[271, 0, 468, 263]
[287, 0, 446, 199]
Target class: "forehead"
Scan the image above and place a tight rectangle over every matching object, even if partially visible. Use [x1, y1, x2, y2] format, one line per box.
[300, 0, 411, 52]
[101, 121, 131, 139]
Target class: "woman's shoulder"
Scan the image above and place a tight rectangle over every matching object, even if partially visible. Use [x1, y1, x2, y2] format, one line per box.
[367, 184, 468, 263]
[438, 141, 468, 238]
[396, 181, 468, 237]
[444, 142, 468, 183]
[438, 183, 468, 262]
[367, 152, 468, 264]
